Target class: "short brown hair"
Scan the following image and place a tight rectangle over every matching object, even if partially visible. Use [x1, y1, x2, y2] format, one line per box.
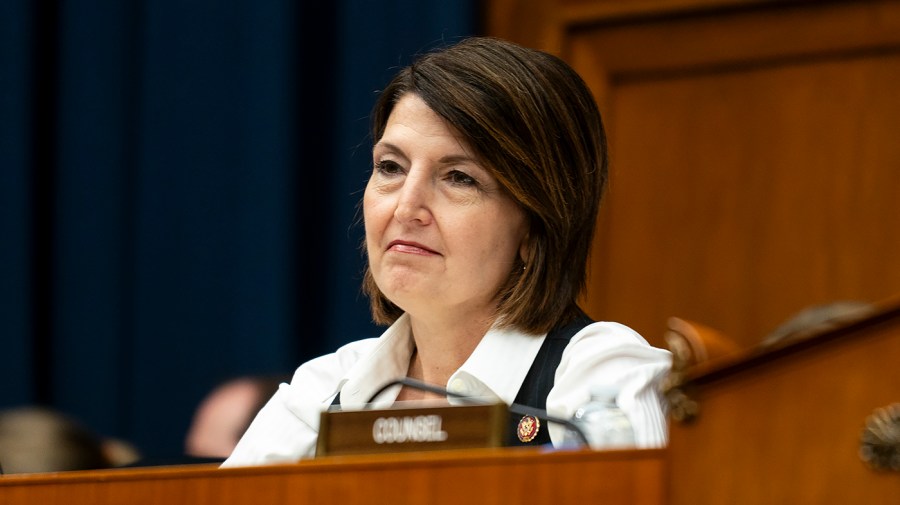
[363, 37, 608, 335]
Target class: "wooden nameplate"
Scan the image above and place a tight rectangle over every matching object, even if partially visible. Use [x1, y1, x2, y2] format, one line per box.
[316, 402, 508, 457]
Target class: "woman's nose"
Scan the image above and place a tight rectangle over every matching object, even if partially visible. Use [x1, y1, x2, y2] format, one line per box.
[394, 171, 433, 225]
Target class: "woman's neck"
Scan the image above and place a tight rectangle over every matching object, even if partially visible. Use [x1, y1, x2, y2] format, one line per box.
[396, 311, 494, 401]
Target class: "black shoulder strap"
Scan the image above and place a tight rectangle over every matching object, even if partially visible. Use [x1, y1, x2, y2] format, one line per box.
[506, 310, 593, 446]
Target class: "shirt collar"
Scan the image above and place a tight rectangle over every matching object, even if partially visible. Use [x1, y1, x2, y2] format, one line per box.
[339, 314, 547, 409]
[448, 324, 546, 405]
[338, 313, 415, 410]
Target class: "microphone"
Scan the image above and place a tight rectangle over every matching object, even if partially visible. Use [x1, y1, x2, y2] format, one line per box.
[363, 377, 590, 447]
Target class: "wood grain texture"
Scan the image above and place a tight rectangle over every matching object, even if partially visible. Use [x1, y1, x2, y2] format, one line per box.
[0, 448, 666, 505]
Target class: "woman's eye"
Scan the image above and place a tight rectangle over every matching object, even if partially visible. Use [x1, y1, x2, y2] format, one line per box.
[446, 170, 477, 187]
[375, 160, 403, 176]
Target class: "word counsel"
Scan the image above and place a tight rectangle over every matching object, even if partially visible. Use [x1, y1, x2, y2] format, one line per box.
[372, 415, 449, 444]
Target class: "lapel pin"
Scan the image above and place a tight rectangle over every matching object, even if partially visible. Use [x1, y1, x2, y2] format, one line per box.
[517, 415, 540, 443]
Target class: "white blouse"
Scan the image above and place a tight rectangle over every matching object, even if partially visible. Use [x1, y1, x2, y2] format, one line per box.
[221, 313, 671, 467]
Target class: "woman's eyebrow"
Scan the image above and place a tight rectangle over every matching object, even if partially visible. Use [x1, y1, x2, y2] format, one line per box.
[372, 141, 409, 161]
[437, 154, 478, 165]
[373, 141, 401, 153]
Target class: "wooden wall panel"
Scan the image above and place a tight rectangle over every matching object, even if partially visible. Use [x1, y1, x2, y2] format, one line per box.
[485, 0, 900, 348]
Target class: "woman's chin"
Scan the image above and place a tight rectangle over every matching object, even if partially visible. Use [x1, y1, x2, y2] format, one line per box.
[382, 290, 433, 314]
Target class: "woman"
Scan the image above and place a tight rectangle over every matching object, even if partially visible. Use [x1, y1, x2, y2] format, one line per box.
[222, 37, 670, 467]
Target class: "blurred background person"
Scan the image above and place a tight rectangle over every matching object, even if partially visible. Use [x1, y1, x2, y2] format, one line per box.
[185, 375, 288, 459]
[0, 407, 140, 474]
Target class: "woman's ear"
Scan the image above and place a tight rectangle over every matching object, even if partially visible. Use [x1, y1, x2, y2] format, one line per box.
[518, 232, 530, 265]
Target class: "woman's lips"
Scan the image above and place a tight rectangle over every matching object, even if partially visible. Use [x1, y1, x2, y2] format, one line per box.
[387, 240, 440, 255]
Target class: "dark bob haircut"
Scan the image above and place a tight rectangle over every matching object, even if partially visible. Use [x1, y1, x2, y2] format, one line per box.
[363, 37, 608, 335]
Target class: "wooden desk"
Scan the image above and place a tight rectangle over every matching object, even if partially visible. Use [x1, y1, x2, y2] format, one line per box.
[668, 299, 900, 504]
[0, 447, 666, 505]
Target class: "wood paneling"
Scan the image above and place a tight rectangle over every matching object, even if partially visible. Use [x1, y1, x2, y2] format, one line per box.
[486, 0, 900, 348]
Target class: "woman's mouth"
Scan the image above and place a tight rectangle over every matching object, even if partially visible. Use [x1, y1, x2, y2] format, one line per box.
[387, 240, 440, 255]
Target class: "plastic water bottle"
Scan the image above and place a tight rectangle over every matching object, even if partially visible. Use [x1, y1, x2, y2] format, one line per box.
[564, 384, 635, 449]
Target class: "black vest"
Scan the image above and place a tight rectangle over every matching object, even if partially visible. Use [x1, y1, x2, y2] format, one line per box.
[505, 310, 593, 446]
[330, 311, 593, 446]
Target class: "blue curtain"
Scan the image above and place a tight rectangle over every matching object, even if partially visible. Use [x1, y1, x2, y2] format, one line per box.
[0, 0, 475, 459]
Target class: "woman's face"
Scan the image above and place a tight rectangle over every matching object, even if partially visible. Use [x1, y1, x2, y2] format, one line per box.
[364, 94, 527, 321]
